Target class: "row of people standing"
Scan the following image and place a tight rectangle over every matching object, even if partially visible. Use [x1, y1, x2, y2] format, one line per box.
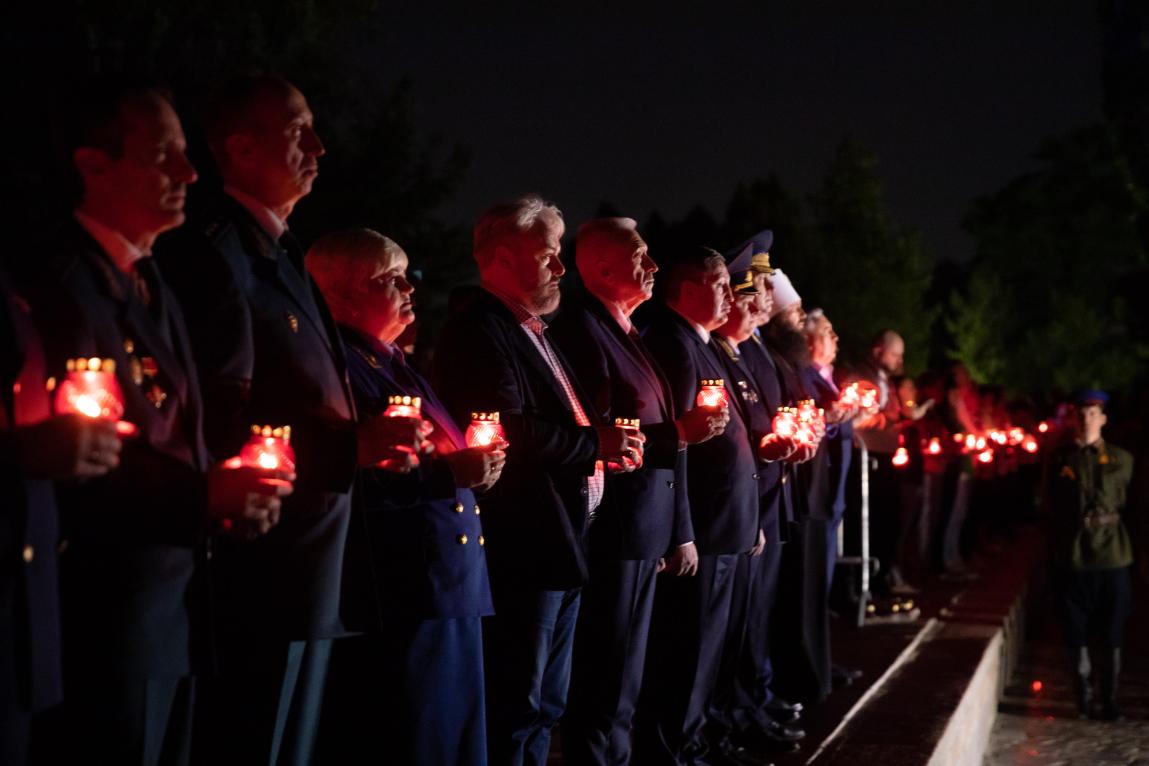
[0, 71, 872, 766]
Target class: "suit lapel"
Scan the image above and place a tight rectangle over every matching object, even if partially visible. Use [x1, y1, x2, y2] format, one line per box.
[585, 296, 673, 421]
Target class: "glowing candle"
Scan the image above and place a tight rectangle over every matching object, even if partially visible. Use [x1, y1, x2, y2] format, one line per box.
[613, 417, 642, 470]
[1008, 427, 1025, 446]
[976, 449, 994, 464]
[696, 379, 728, 410]
[383, 394, 421, 419]
[925, 437, 942, 456]
[233, 425, 296, 473]
[54, 357, 138, 437]
[840, 383, 860, 406]
[1022, 438, 1038, 454]
[953, 432, 965, 444]
[1037, 421, 1050, 434]
[771, 407, 798, 439]
[465, 412, 506, 448]
[892, 446, 910, 468]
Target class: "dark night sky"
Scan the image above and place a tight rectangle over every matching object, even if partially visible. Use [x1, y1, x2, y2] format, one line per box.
[363, 4, 1102, 264]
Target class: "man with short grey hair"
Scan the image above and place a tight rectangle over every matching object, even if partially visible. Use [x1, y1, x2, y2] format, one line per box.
[434, 195, 642, 766]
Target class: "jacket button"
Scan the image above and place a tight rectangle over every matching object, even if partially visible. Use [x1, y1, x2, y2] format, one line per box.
[457, 534, 468, 545]
[22, 545, 34, 564]
[667, 481, 677, 489]
[752, 473, 760, 480]
[478, 535, 485, 546]
[781, 476, 788, 485]
[454, 502, 465, 513]
[580, 487, 588, 496]
[474, 504, 481, 515]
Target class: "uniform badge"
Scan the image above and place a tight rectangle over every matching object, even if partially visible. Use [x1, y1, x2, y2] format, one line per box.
[737, 379, 758, 404]
[124, 337, 167, 408]
[287, 312, 300, 333]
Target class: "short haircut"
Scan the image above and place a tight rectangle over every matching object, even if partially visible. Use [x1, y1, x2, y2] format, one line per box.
[202, 74, 296, 153]
[575, 217, 639, 274]
[871, 329, 901, 352]
[52, 75, 173, 200]
[659, 245, 724, 304]
[306, 227, 403, 308]
[804, 307, 827, 335]
[473, 194, 562, 266]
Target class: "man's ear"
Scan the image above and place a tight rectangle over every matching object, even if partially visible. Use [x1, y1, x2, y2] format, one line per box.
[222, 133, 256, 169]
[72, 147, 111, 181]
[492, 243, 516, 271]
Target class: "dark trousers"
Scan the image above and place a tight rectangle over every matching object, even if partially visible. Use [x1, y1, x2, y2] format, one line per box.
[633, 553, 737, 765]
[772, 519, 831, 705]
[32, 675, 194, 766]
[709, 549, 756, 740]
[484, 587, 581, 766]
[1062, 567, 1133, 648]
[1, 713, 28, 766]
[192, 639, 331, 766]
[565, 558, 659, 766]
[730, 541, 784, 731]
[317, 618, 486, 765]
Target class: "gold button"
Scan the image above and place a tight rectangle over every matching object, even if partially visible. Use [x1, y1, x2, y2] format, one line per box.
[479, 535, 485, 546]
[781, 476, 788, 485]
[474, 504, 481, 515]
[457, 534, 468, 545]
[22, 545, 34, 563]
[454, 502, 464, 513]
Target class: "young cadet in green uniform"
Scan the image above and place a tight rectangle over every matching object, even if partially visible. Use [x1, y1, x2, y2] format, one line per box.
[1045, 390, 1134, 720]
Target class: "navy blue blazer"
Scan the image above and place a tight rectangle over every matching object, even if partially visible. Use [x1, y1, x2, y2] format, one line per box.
[25, 223, 210, 678]
[156, 195, 359, 642]
[340, 327, 493, 622]
[799, 366, 853, 522]
[0, 282, 62, 717]
[432, 287, 599, 592]
[549, 290, 692, 561]
[639, 305, 759, 556]
[739, 333, 798, 542]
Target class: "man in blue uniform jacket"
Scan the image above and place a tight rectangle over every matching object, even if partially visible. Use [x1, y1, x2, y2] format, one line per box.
[155, 76, 419, 765]
[25, 78, 288, 766]
[0, 276, 124, 765]
[307, 228, 503, 765]
[549, 218, 728, 765]
[433, 195, 642, 766]
[634, 245, 761, 766]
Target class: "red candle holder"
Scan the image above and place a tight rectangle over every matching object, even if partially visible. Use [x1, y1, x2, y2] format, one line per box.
[465, 412, 506, 448]
[696, 379, 728, 410]
[613, 417, 642, 470]
[383, 394, 421, 419]
[53, 357, 138, 437]
[892, 446, 910, 468]
[237, 425, 296, 473]
[772, 407, 798, 439]
[1022, 437, 1039, 454]
[924, 437, 943, 456]
[839, 383, 861, 407]
[976, 449, 995, 465]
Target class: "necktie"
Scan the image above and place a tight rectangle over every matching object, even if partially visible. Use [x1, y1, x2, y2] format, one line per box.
[524, 317, 605, 518]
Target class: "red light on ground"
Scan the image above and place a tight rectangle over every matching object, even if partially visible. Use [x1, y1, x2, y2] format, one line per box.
[1031, 680, 1043, 693]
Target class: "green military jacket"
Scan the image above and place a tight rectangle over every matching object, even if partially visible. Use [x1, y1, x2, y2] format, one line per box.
[1047, 439, 1135, 570]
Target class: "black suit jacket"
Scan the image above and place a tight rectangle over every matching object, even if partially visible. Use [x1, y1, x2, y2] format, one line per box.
[24, 223, 210, 678]
[549, 290, 692, 561]
[640, 305, 758, 556]
[156, 195, 359, 643]
[0, 280, 62, 717]
[432, 288, 599, 591]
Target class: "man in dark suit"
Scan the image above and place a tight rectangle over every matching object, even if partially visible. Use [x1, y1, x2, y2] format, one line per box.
[307, 228, 503, 764]
[433, 195, 641, 766]
[0, 278, 123, 765]
[26, 78, 288, 766]
[634, 246, 761, 766]
[709, 250, 807, 759]
[549, 218, 728, 765]
[155, 76, 419, 765]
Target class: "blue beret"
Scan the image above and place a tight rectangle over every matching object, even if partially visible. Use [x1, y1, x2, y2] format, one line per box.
[1077, 390, 1109, 407]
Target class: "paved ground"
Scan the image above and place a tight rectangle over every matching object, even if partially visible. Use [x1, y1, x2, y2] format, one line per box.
[984, 578, 1149, 766]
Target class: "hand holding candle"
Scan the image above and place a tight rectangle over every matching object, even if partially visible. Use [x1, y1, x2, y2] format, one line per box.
[608, 418, 643, 471]
[357, 411, 432, 472]
[465, 412, 507, 449]
[677, 405, 730, 445]
[595, 420, 646, 473]
[214, 424, 296, 539]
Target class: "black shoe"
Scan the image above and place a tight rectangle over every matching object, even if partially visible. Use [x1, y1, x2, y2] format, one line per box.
[1099, 647, 1124, 722]
[735, 726, 801, 756]
[832, 664, 863, 688]
[764, 696, 803, 723]
[709, 737, 768, 766]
